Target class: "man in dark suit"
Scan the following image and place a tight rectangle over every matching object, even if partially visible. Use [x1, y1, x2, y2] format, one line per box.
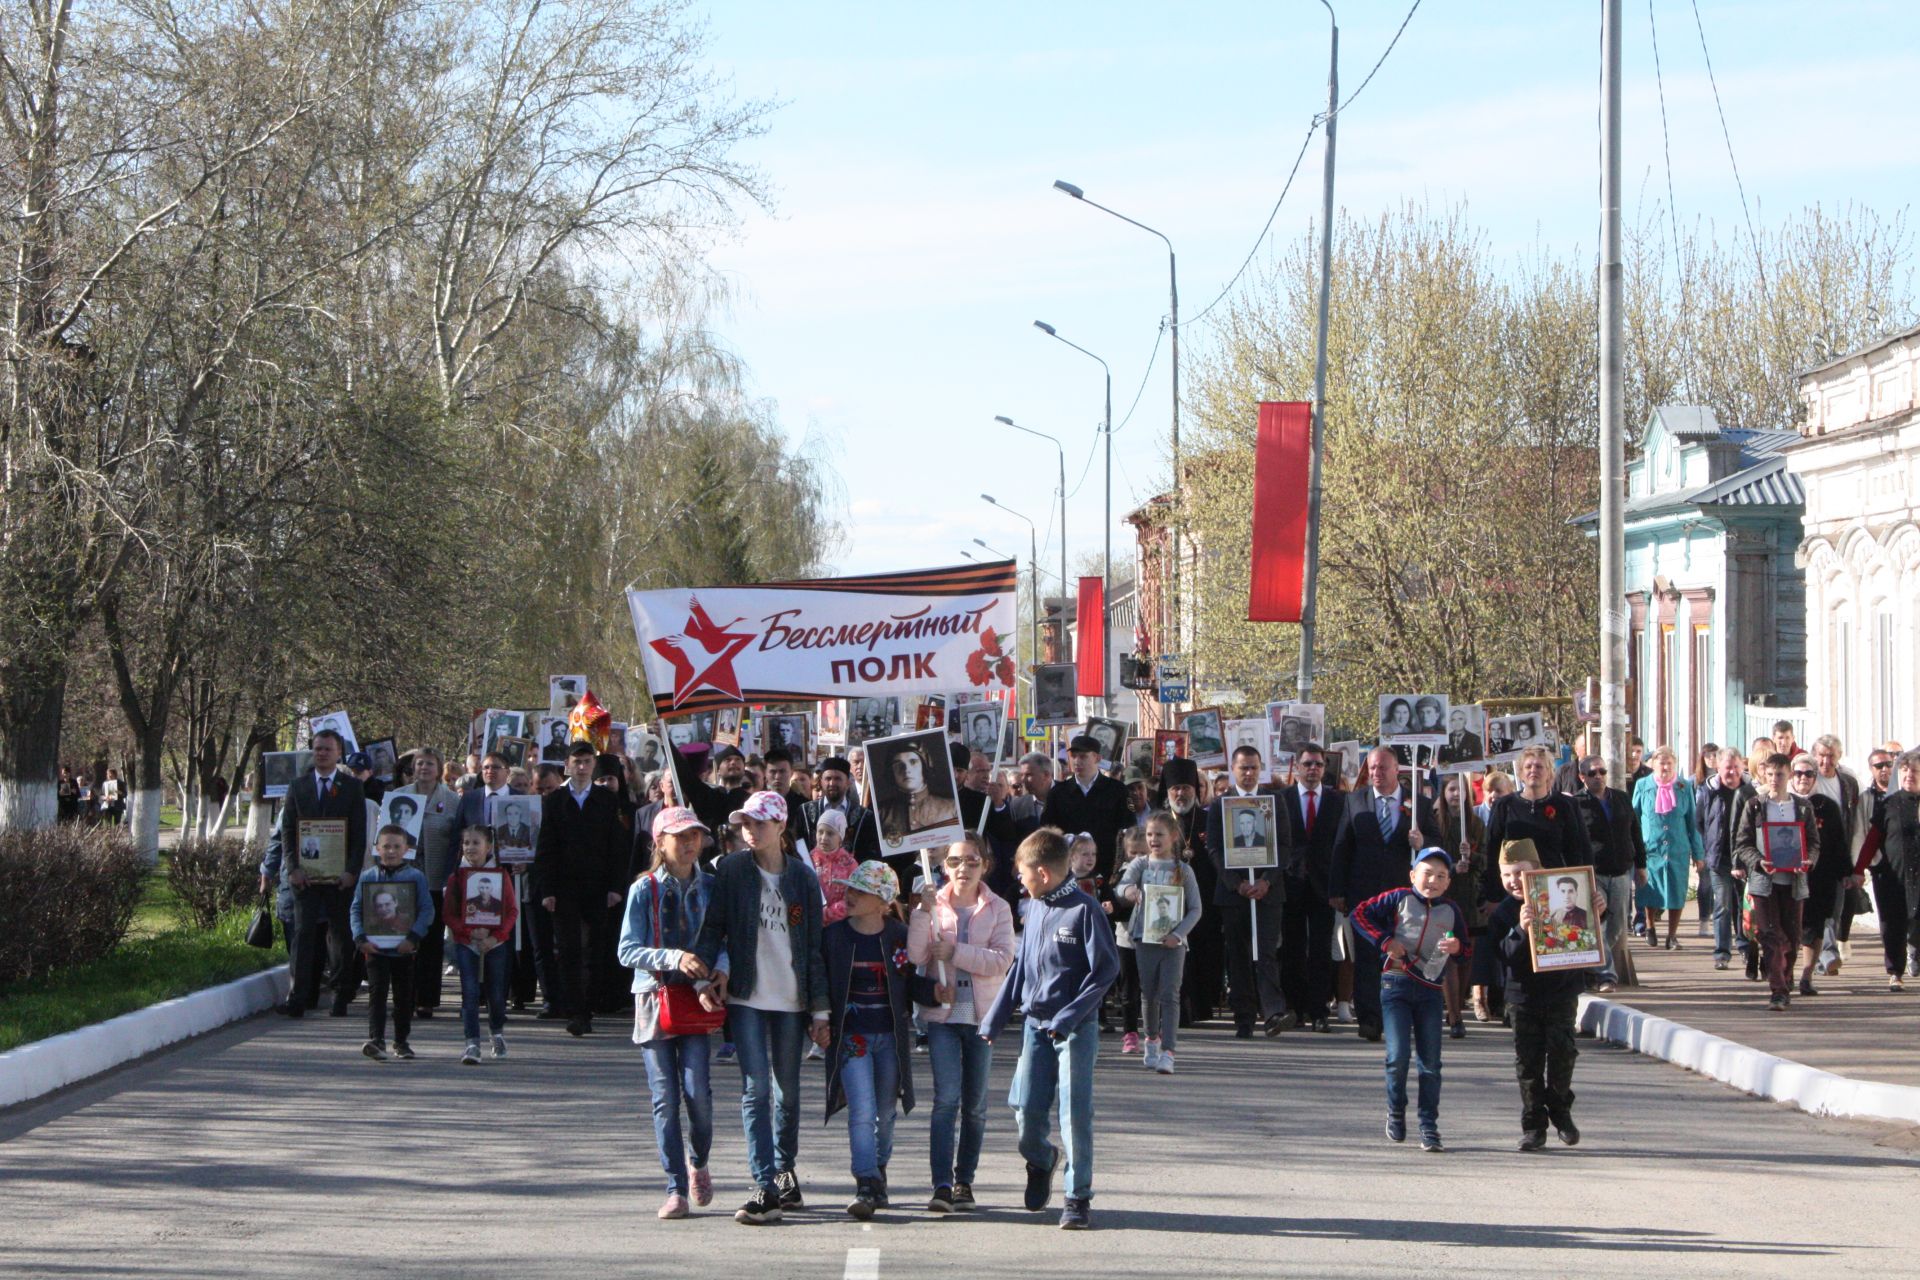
[1330, 745, 1444, 1041]
[533, 742, 627, 1036]
[1280, 743, 1341, 1031]
[1040, 735, 1135, 880]
[797, 755, 881, 860]
[1205, 745, 1295, 1038]
[265, 729, 368, 1016]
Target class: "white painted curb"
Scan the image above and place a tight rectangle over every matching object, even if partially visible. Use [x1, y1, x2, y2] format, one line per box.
[1579, 992, 1920, 1126]
[0, 965, 289, 1110]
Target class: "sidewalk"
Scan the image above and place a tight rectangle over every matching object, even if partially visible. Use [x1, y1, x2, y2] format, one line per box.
[1606, 917, 1917, 1090]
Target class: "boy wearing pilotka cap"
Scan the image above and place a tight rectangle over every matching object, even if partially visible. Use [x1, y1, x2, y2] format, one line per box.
[1350, 847, 1470, 1152]
[1487, 838, 1586, 1151]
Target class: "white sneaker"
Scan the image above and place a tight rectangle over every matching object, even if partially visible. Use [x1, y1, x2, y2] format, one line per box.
[1142, 1039, 1162, 1070]
[1155, 1049, 1175, 1075]
[461, 1042, 481, 1065]
[805, 1041, 825, 1061]
[491, 1034, 508, 1059]
[1335, 1001, 1354, 1024]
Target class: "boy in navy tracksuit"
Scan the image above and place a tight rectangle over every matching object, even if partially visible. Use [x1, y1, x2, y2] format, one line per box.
[982, 826, 1119, 1231]
[1488, 839, 1586, 1150]
[350, 824, 437, 1061]
[1351, 847, 1469, 1152]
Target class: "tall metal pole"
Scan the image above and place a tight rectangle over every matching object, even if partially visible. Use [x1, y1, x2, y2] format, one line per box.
[1029, 528, 1041, 668]
[1167, 253, 1181, 707]
[1296, 12, 1338, 702]
[1102, 371, 1113, 714]
[1599, 0, 1628, 781]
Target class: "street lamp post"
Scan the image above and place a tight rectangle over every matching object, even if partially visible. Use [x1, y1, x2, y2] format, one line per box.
[1051, 181, 1179, 687]
[980, 501, 1042, 666]
[993, 414, 1068, 603]
[1032, 320, 1112, 711]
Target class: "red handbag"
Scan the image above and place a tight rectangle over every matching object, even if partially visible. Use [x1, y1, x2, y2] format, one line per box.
[651, 874, 726, 1036]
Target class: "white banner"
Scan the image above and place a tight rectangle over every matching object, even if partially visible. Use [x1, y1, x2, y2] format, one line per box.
[627, 562, 1019, 715]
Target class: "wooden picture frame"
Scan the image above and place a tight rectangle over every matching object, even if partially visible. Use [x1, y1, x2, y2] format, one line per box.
[360, 879, 418, 943]
[1180, 707, 1226, 769]
[1760, 820, 1808, 874]
[1152, 729, 1189, 768]
[1139, 882, 1185, 946]
[1522, 865, 1604, 972]
[1220, 795, 1279, 871]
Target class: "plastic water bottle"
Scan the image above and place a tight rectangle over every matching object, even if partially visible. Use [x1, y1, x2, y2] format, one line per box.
[1420, 930, 1453, 982]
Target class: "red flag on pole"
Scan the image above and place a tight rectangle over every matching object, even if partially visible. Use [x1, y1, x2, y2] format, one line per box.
[1075, 575, 1105, 698]
[1248, 401, 1313, 623]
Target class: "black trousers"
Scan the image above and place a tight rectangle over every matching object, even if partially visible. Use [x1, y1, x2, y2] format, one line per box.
[414, 890, 446, 1009]
[291, 884, 354, 1012]
[1181, 908, 1226, 1025]
[510, 873, 555, 1006]
[1512, 990, 1580, 1130]
[1280, 877, 1334, 1021]
[1220, 894, 1286, 1025]
[366, 951, 416, 1044]
[1871, 864, 1914, 972]
[1114, 946, 1141, 1034]
[552, 892, 614, 1020]
[1352, 935, 1384, 1030]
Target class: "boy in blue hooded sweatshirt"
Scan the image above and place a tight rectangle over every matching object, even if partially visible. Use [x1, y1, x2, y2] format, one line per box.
[981, 826, 1119, 1231]
[1351, 847, 1469, 1153]
[350, 824, 436, 1061]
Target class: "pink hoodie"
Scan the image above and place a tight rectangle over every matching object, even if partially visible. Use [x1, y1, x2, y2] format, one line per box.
[906, 881, 1015, 1024]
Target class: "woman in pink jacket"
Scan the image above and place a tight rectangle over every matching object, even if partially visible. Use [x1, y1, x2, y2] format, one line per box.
[907, 832, 1015, 1214]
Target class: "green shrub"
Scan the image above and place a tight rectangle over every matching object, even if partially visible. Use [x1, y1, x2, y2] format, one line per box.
[166, 836, 261, 930]
[0, 826, 148, 985]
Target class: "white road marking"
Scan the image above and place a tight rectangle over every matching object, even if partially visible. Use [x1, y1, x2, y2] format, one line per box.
[844, 1246, 880, 1280]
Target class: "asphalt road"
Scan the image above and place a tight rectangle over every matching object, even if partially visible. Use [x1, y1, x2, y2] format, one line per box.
[1, 1004, 1914, 1279]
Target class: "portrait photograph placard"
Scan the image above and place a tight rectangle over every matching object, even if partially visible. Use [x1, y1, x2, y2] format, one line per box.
[761, 713, 810, 761]
[1486, 712, 1545, 759]
[1030, 663, 1078, 727]
[1224, 718, 1267, 768]
[1153, 730, 1189, 769]
[496, 736, 531, 771]
[1437, 704, 1487, 765]
[914, 695, 947, 731]
[296, 818, 348, 880]
[847, 696, 901, 746]
[1220, 795, 1279, 871]
[1085, 716, 1129, 766]
[817, 698, 847, 746]
[487, 793, 541, 866]
[482, 709, 526, 759]
[1273, 703, 1325, 755]
[1139, 882, 1185, 946]
[713, 706, 744, 747]
[1761, 821, 1808, 874]
[360, 879, 418, 944]
[1125, 736, 1157, 779]
[1522, 865, 1604, 972]
[1180, 707, 1227, 769]
[364, 737, 398, 783]
[307, 710, 359, 754]
[951, 701, 1006, 765]
[536, 715, 571, 763]
[549, 675, 587, 715]
[379, 792, 424, 856]
[863, 727, 965, 858]
[460, 868, 506, 928]
[626, 726, 668, 775]
[261, 750, 312, 801]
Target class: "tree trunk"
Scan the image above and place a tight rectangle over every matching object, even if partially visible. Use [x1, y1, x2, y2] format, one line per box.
[127, 725, 166, 866]
[0, 667, 65, 829]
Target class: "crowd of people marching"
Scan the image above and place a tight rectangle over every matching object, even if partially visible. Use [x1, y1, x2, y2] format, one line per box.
[251, 714, 1920, 1230]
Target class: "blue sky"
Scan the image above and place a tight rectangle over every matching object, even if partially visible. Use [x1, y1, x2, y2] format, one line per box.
[697, 1, 1920, 579]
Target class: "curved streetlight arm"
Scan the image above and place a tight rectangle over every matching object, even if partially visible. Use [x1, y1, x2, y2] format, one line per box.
[1053, 179, 1174, 258]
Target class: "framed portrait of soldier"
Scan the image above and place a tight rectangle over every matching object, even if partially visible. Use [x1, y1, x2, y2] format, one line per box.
[1225, 718, 1267, 766]
[1180, 708, 1227, 769]
[482, 709, 525, 759]
[817, 698, 847, 746]
[862, 727, 966, 858]
[762, 714, 810, 761]
[1138, 883, 1185, 946]
[261, 750, 312, 801]
[1437, 704, 1487, 765]
[1522, 865, 1603, 971]
[1085, 716, 1129, 766]
[536, 715, 571, 762]
[1031, 664, 1078, 727]
[1220, 795, 1279, 871]
[953, 702, 1006, 766]
[549, 674, 586, 715]
[847, 697, 900, 746]
[913, 695, 947, 731]
[1760, 821, 1808, 874]
[496, 736, 530, 771]
[1503, 712, 1544, 750]
[460, 868, 506, 928]
[1153, 729, 1189, 769]
[307, 710, 359, 755]
[360, 879, 418, 945]
[487, 793, 541, 866]
[714, 706, 743, 747]
[1125, 736, 1157, 779]
[380, 792, 424, 857]
[363, 737, 398, 784]
[1278, 703, 1324, 754]
[296, 818, 348, 880]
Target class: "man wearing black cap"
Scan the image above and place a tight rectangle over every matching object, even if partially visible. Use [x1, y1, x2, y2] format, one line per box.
[1159, 756, 1222, 1024]
[1041, 735, 1136, 882]
[798, 754, 880, 860]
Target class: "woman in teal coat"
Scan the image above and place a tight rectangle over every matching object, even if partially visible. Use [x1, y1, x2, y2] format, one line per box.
[1632, 746, 1703, 950]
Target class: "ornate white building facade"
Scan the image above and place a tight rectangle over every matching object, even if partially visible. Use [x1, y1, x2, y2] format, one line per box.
[1786, 325, 1920, 764]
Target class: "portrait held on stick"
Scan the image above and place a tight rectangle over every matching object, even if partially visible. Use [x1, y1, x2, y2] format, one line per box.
[862, 727, 966, 858]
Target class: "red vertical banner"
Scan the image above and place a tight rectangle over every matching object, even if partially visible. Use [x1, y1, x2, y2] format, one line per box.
[1248, 400, 1312, 623]
[1075, 575, 1105, 697]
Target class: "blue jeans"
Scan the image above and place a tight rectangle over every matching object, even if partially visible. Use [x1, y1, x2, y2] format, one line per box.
[926, 1021, 993, 1188]
[1593, 873, 1635, 984]
[642, 1033, 713, 1196]
[1008, 1015, 1098, 1201]
[449, 941, 511, 1043]
[839, 1030, 899, 1180]
[1380, 973, 1444, 1136]
[1711, 865, 1747, 962]
[728, 1005, 808, 1191]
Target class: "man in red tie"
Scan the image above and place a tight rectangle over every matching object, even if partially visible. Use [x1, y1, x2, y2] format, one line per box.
[1281, 744, 1342, 1032]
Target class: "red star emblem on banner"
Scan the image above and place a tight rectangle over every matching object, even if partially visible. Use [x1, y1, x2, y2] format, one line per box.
[649, 597, 755, 707]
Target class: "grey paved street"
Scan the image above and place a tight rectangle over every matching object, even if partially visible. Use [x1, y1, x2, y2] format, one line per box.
[1, 1006, 1914, 1279]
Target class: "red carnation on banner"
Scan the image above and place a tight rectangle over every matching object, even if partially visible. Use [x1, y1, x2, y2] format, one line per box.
[965, 628, 1015, 688]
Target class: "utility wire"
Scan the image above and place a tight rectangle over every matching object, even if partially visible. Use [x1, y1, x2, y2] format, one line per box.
[1330, 0, 1423, 119]
[1112, 322, 1166, 433]
[1648, 0, 1694, 390]
[1688, 0, 1771, 316]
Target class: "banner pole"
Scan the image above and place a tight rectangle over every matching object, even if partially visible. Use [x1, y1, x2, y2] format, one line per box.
[919, 848, 950, 997]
